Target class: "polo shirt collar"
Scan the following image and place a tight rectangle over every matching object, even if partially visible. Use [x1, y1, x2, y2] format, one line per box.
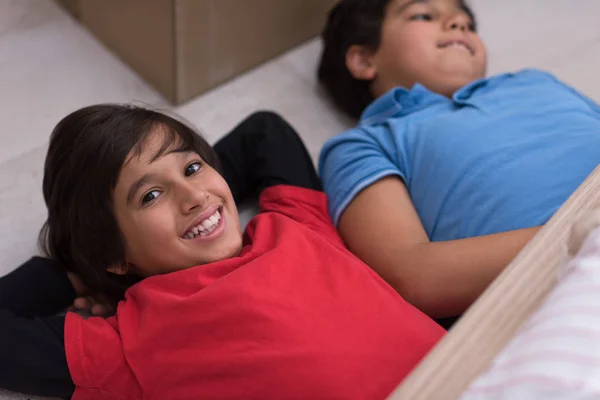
[360, 73, 515, 126]
[360, 84, 446, 125]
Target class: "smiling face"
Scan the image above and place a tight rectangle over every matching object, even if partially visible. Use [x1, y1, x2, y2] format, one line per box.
[112, 128, 242, 277]
[361, 0, 487, 98]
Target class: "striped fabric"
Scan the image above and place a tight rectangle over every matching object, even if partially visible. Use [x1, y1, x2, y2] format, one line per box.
[461, 227, 600, 400]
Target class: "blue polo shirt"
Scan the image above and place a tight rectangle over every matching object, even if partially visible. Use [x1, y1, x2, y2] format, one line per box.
[319, 69, 600, 241]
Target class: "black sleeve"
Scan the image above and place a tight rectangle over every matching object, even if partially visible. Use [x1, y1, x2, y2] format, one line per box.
[0, 311, 74, 398]
[0, 256, 76, 318]
[213, 111, 322, 205]
[0, 258, 76, 397]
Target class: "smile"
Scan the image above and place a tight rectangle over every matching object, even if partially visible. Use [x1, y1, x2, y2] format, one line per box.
[182, 207, 224, 239]
[438, 39, 474, 56]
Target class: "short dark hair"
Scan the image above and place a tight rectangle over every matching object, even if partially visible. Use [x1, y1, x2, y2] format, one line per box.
[39, 104, 221, 302]
[318, 0, 477, 119]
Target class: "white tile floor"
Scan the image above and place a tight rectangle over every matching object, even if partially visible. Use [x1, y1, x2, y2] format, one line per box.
[1, 0, 600, 399]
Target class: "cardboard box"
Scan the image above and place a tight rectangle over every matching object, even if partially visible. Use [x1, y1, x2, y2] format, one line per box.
[57, 0, 336, 104]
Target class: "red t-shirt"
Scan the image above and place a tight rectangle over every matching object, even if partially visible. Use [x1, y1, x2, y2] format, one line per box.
[65, 185, 444, 400]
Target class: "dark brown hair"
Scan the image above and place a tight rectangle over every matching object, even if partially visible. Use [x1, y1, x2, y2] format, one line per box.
[318, 0, 477, 119]
[39, 104, 221, 302]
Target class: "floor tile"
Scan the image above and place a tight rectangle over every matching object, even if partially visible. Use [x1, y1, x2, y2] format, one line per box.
[175, 56, 352, 163]
[0, 145, 47, 279]
[471, 0, 600, 75]
[549, 39, 600, 101]
[280, 38, 323, 85]
[0, 0, 166, 164]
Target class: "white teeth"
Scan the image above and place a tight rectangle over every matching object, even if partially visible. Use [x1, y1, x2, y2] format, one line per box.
[448, 42, 469, 52]
[183, 209, 223, 239]
[200, 224, 216, 236]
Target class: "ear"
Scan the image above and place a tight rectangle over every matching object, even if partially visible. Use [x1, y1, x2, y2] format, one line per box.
[106, 264, 129, 276]
[346, 45, 378, 81]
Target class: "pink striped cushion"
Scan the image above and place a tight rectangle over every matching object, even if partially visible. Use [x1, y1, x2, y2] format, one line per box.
[461, 227, 600, 400]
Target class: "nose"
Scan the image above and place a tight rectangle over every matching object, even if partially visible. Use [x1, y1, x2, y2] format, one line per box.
[177, 180, 209, 214]
[445, 13, 471, 32]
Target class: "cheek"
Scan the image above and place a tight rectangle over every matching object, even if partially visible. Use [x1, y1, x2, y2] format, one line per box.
[476, 39, 488, 67]
[209, 175, 240, 227]
[205, 173, 234, 202]
[381, 24, 437, 66]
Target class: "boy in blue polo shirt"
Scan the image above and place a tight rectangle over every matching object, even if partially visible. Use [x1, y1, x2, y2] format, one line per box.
[317, 0, 600, 324]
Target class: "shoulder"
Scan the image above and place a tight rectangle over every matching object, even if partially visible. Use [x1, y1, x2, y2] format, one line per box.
[257, 185, 341, 241]
[318, 124, 408, 226]
[469, 69, 593, 110]
[495, 69, 600, 110]
[320, 125, 383, 157]
[319, 123, 401, 175]
[493, 68, 564, 89]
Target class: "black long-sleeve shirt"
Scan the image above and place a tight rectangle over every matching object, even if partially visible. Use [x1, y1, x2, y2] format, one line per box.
[0, 257, 75, 398]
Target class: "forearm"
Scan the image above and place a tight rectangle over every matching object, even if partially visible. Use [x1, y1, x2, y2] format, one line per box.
[392, 226, 542, 318]
[214, 111, 321, 205]
[338, 177, 542, 319]
[0, 311, 74, 397]
[0, 257, 76, 317]
[0, 260, 76, 396]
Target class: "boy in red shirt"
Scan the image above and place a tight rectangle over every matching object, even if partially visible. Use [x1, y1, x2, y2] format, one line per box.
[0, 107, 443, 399]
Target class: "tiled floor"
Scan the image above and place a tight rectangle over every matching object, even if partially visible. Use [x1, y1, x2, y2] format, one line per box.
[1, 0, 600, 398]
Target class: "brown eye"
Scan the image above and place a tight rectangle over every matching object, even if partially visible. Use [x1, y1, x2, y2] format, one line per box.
[185, 162, 202, 177]
[141, 190, 161, 205]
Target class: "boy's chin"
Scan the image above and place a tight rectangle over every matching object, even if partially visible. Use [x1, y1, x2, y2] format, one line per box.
[194, 237, 244, 265]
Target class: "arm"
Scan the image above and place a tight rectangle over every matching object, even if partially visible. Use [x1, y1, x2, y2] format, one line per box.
[339, 176, 540, 318]
[0, 256, 76, 317]
[0, 258, 76, 396]
[0, 312, 74, 398]
[213, 111, 321, 205]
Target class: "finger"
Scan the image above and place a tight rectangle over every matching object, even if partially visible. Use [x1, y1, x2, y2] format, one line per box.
[91, 303, 111, 317]
[73, 297, 91, 310]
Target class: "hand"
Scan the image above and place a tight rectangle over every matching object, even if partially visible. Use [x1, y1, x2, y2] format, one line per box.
[66, 271, 116, 317]
[69, 295, 116, 317]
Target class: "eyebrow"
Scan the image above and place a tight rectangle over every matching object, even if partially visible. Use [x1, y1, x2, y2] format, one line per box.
[127, 173, 156, 205]
[395, 0, 429, 14]
[149, 147, 194, 163]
